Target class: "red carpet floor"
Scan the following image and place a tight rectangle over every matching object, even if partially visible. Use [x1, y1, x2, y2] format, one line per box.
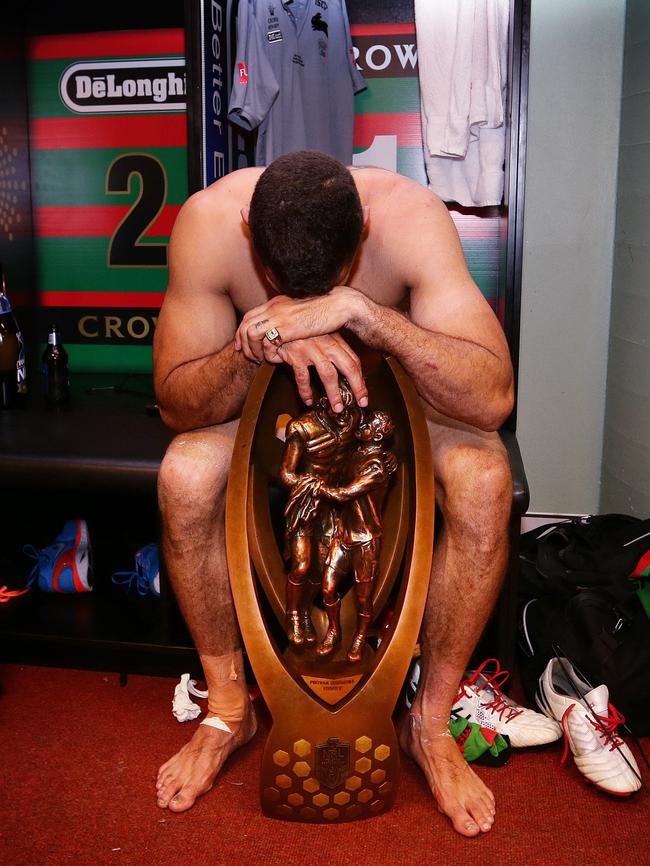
[1, 664, 648, 866]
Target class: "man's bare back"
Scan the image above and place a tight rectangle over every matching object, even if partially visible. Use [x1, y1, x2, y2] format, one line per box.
[153, 153, 513, 837]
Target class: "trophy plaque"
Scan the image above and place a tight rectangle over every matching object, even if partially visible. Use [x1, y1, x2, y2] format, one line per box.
[226, 351, 434, 823]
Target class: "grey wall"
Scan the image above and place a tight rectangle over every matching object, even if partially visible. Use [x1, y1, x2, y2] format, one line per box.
[600, 0, 650, 516]
[516, 0, 626, 513]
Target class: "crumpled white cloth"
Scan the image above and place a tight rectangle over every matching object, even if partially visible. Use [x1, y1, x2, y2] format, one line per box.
[172, 673, 209, 722]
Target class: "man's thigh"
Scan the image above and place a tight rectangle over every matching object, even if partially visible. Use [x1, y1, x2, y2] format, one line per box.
[423, 405, 510, 513]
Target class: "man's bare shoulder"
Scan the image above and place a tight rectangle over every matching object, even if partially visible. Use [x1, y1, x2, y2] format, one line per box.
[350, 169, 454, 291]
[353, 167, 443, 211]
[178, 167, 264, 222]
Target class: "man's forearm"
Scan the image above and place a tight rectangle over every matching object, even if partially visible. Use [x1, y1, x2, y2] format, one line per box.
[156, 342, 257, 432]
[348, 296, 513, 431]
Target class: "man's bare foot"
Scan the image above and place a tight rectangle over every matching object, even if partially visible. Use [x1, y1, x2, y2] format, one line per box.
[399, 710, 496, 837]
[156, 705, 257, 812]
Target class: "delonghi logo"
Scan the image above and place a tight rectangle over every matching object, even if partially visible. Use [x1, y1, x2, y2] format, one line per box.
[60, 59, 186, 113]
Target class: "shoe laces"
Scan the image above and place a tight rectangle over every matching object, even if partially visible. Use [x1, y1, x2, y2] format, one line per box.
[559, 701, 625, 765]
[112, 546, 158, 597]
[23, 542, 58, 588]
[587, 703, 626, 750]
[456, 658, 524, 724]
[560, 703, 576, 765]
[1, 541, 57, 600]
[112, 562, 150, 597]
[0, 584, 31, 603]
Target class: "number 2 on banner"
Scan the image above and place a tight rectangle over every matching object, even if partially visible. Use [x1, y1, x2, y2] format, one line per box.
[106, 153, 168, 267]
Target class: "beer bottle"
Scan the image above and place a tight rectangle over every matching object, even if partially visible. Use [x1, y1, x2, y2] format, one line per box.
[0, 266, 26, 409]
[42, 323, 70, 409]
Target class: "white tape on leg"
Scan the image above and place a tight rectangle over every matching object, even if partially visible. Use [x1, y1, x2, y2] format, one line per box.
[200, 715, 233, 734]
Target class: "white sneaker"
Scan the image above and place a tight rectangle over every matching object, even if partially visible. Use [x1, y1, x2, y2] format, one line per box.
[536, 657, 642, 795]
[454, 658, 562, 748]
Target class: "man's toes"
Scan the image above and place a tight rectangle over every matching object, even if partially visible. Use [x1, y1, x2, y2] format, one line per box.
[477, 813, 495, 833]
[470, 797, 495, 833]
[156, 770, 174, 792]
[157, 781, 179, 809]
[168, 784, 200, 813]
[450, 807, 481, 838]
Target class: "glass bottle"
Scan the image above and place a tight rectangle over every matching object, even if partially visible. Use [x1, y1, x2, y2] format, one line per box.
[42, 323, 70, 409]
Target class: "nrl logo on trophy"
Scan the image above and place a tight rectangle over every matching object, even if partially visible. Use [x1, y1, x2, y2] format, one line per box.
[315, 738, 351, 788]
[226, 349, 434, 823]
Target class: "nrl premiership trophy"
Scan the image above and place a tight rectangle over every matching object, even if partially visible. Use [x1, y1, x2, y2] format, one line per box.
[226, 354, 434, 823]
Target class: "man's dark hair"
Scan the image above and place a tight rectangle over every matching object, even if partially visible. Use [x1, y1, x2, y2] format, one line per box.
[248, 150, 364, 297]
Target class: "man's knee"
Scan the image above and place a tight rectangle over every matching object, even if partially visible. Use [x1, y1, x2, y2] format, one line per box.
[441, 444, 512, 539]
[158, 428, 233, 515]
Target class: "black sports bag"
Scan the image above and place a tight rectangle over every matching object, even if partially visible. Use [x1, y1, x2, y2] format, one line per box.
[518, 587, 650, 735]
[519, 514, 650, 599]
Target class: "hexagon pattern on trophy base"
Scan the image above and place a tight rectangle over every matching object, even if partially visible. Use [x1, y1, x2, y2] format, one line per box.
[263, 735, 393, 822]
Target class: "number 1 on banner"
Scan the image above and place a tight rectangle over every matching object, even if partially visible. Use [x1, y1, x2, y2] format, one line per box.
[352, 135, 398, 173]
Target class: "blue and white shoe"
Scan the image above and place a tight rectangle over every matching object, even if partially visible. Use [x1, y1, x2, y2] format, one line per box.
[112, 543, 160, 598]
[24, 519, 92, 593]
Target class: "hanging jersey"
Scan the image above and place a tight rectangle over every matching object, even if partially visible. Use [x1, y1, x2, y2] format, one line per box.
[228, 0, 366, 166]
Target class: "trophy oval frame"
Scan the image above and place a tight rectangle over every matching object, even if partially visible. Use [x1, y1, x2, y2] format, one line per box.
[226, 353, 434, 822]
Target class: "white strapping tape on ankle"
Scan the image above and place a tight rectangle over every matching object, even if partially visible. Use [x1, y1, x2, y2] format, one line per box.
[200, 716, 233, 734]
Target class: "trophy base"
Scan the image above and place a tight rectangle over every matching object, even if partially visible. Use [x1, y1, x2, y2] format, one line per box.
[260, 707, 399, 823]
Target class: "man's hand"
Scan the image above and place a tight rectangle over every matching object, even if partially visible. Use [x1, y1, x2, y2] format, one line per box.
[234, 287, 363, 362]
[263, 332, 368, 412]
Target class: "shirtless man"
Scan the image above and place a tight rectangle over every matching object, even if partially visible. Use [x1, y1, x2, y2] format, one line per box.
[153, 150, 514, 837]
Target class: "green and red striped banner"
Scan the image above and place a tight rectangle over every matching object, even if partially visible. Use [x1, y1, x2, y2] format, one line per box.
[28, 28, 187, 372]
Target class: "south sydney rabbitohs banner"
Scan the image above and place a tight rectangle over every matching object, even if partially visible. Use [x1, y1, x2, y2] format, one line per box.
[28, 30, 188, 372]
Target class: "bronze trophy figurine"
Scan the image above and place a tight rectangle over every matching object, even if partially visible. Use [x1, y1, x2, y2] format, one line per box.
[279, 379, 362, 648]
[226, 353, 434, 823]
[280, 406, 397, 663]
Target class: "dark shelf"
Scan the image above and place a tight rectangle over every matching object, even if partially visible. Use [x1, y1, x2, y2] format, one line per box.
[1, 589, 200, 677]
[0, 373, 174, 494]
[0, 373, 198, 677]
